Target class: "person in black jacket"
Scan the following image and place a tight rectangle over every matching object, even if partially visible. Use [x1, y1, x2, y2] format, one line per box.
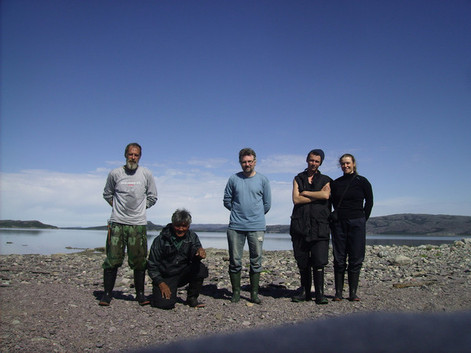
[330, 154, 373, 302]
[147, 209, 208, 309]
[289, 149, 332, 304]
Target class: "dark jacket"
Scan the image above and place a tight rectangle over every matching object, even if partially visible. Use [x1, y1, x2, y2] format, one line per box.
[331, 173, 373, 221]
[290, 170, 332, 241]
[147, 224, 202, 284]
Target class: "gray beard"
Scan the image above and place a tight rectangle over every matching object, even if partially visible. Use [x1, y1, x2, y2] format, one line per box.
[126, 161, 138, 170]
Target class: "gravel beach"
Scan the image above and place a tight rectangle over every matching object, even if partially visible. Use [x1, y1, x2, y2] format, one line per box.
[1, 239, 471, 352]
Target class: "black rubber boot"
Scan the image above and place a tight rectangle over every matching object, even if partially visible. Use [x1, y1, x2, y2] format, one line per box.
[250, 272, 262, 304]
[333, 270, 345, 301]
[292, 268, 312, 302]
[313, 267, 328, 304]
[229, 272, 241, 303]
[187, 278, 204, 307]
[99, 267, 118, 306]
[348, 271, 361, 301]
[134, 270, 150, 306]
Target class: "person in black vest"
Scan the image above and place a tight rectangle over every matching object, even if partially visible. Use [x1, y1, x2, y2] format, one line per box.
[289, 149, 332, 304]
[330, 153, 373, 301]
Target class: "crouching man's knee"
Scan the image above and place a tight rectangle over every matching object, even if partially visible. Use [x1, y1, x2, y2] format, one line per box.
[151, 281, 177, 310]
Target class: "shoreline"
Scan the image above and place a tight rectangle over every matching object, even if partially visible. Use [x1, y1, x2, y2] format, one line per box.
[1, 240, 471, 352]
[2, 228, 471, 257]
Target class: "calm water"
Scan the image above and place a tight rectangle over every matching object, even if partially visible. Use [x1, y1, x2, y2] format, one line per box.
[1, 228, 470, 255]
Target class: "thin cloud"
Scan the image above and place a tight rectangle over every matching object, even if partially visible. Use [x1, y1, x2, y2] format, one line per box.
[258, 154, 306, 174]
[2, 165, 469, 228]
[187, 158, 228, 169]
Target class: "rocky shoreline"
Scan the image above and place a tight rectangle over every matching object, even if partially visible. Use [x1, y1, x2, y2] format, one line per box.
[1, 239, 471, 352]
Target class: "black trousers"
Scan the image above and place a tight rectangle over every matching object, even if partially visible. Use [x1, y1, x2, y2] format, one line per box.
[151, 261, 208, 310]
[291, 236, 329, 270]
[330, 217, 366, 273]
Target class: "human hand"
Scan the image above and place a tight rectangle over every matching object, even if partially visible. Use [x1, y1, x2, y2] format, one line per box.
[195, 247, 206, 259]
[159, 282, 171, 299]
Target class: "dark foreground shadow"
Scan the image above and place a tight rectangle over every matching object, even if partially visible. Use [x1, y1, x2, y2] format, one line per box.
[129, 310, 471, 353]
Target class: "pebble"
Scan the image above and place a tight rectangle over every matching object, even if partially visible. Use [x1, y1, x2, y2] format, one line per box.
[1, 240, 470, 353]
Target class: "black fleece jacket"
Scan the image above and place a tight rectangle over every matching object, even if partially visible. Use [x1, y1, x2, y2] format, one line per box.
[147, 224, 202, 284]
[331, 173, 373, 221]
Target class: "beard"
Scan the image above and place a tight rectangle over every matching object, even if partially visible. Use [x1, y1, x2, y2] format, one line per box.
[126, 161, 138, 170]
[243, 166, 254, 174]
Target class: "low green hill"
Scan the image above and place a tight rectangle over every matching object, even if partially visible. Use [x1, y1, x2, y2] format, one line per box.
[0, 220, 58, 229]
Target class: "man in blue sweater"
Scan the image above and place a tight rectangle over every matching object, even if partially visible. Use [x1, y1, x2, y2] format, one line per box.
[223, 148, 271, 304]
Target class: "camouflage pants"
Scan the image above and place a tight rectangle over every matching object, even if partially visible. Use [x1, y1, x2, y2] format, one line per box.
[102, 223, 148, 271]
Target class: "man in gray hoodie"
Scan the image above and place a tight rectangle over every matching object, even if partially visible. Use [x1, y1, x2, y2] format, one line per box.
[99, 142, 158, 306]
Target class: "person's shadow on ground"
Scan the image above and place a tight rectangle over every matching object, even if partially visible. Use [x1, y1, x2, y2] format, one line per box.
[93, 290, 135, 303]
[199, 283, 298, 302]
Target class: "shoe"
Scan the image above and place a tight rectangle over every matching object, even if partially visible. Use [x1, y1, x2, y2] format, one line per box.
[187, 278, 205, 307]
[229, 272, 241, 303]
[292, 287, 312, 302]
[99, 268, 117, 306]
[333, 270, 345, 302]
[250, 272, 262, 304]
[348, 271, 361, 302]
[292, 268, 312, 302]
[99, 292, 112, 306]
[136, 292, 150, 306]
[187, 297, 205, 308]
[134, 270, 150, 306]
[313, 267, 328, 305]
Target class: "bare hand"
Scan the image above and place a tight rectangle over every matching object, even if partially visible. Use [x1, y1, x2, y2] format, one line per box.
[195, 247, 206, 259]
[159, 282, 171, 299]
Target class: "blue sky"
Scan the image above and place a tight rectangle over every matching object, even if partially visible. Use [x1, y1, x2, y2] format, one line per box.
[1, 0, 470, 227]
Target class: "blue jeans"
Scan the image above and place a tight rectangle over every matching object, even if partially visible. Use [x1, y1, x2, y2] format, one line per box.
[227, 229, 265, 273]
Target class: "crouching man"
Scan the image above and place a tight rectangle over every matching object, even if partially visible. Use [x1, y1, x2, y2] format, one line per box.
[147, 209, 208, 309]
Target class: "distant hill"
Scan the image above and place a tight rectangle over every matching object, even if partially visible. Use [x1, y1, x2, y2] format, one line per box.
[366, 214, 471, 236]
[2, 214, 470, 236]
[194, 214, 471, 236]
[0, 220, 58, 229]
[191, 224, 227, 232]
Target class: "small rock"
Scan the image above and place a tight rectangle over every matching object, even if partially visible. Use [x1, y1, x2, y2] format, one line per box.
[391, 255, 412, 266]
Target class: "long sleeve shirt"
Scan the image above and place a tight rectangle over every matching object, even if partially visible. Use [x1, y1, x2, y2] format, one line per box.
[103, 166, 157, 225]
[223, 172, 271, 231]
[331, 173, 373, 221]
